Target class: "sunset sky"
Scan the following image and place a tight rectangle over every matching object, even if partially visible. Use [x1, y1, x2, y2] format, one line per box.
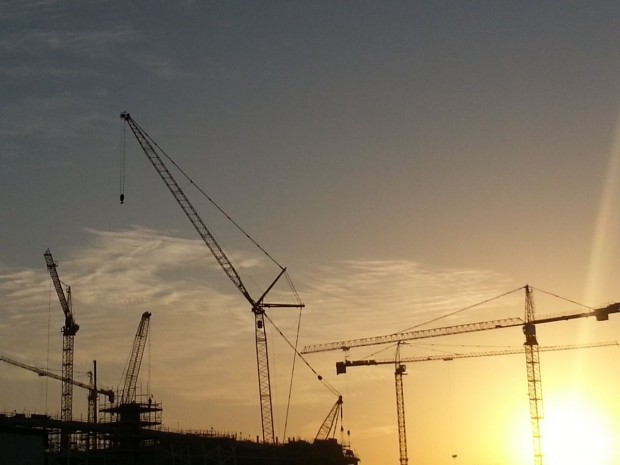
[1, 2, 620, 465]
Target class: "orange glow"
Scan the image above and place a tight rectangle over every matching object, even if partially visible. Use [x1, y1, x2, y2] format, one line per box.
[542, 393, 614, 465]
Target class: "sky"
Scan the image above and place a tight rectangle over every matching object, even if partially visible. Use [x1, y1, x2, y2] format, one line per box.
[1, 1, 620, 464]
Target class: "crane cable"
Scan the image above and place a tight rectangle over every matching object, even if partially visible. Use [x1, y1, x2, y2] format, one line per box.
[531, 286, 591, 310]
[285, 270, 303, 307]
[131, 119, 285, 272]
[396, 285, 592, 337]
[264, 312, 340, 398]
[396, 285, 525, 334]
[282, 305, 303, 439]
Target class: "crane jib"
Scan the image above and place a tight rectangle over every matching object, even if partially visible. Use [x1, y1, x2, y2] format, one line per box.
[120, 112, 252, 304]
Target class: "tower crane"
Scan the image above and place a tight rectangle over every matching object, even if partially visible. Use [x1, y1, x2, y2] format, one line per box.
[336, 340, 617, 465]
[302, 296, 620, 355]
[120, 112, 303, 443]
[303, 286, 620, 465]
[0, 354, 115, 409]
[44, 248, 79, 423]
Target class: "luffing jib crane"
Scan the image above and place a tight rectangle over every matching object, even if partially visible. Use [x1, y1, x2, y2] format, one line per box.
[120, 112, 303, 443]
[44, 248, 79, 422]
[315, 395, 344, 441]
[119, 311, 152, 404]
[337, 340, 618, 465]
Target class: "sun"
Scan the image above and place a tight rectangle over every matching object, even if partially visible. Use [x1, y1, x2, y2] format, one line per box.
[541, 393, 613, 465]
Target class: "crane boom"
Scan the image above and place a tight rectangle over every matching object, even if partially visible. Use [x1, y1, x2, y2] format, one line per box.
[44, 250, 78, 332]
[0, 354, 115, 402]
[120, 112, 253, 305]
[120, 112, 302, 443]
[120, 311, 151, 404]
[336, 340, 618, 373]
[302, 302, 620, 354]
[315, 395, 343, 441]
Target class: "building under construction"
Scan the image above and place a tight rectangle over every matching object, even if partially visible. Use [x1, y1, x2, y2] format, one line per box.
[1, 254, 358, 465]
[0, 410, 359, 465]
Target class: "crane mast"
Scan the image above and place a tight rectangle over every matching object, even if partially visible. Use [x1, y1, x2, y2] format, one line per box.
[394, 344, 408, 465]
[120, 112, 302, 443]
[523, 285, 544, 465]
[120, 311, 151, 404]
[44, 249, 79, 423]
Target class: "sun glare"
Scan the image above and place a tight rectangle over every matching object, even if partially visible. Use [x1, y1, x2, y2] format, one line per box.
[542, 393, 613, 465]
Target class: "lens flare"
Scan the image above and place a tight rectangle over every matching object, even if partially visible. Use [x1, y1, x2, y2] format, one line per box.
[585, 114, 620, 304]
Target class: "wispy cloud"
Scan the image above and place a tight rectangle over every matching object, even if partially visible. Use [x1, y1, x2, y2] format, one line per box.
[0, 26, 134, 58]
[128, 52, 196, 80]
[0, 227, 517, 431]
[295, 258, 516, 347]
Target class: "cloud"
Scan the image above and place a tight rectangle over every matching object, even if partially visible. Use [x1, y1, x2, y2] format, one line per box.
[294, 259, 516, 348]
[128, 52, 196, 80]
[0, 26, 134, 58]
[0, 226, 518, 432]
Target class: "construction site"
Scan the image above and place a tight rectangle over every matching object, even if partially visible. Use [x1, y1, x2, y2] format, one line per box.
[0, 113, 360, 465]
[2, 113, 619, 465]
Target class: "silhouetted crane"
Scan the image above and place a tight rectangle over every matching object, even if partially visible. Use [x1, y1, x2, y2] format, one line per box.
[336, 340, 617, 465]
[120, 112, 303, 443]
[119, 311, 151, 404]
[304, 286, 620, 465]
[0, 354, 115, 409]
[44, 249, 79, 423]
[315, 395, 344, 441]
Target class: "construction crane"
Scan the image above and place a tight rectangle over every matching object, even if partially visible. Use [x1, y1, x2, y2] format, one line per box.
[303, 286, 620, 465]
[44, 248, 79, 423]
[336, 340, 618, 465]
[335, 340, 619, 372]
[119, 311, 151, 404]
[394, 344, 407, 465]
[120, 112, 303, 443]
[315, 395, 344, 441]
[523, 285, 543, 465]
[302, 298, 620, 355]
[0, 354, 115, 408]
[100, 311, 161, 435]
